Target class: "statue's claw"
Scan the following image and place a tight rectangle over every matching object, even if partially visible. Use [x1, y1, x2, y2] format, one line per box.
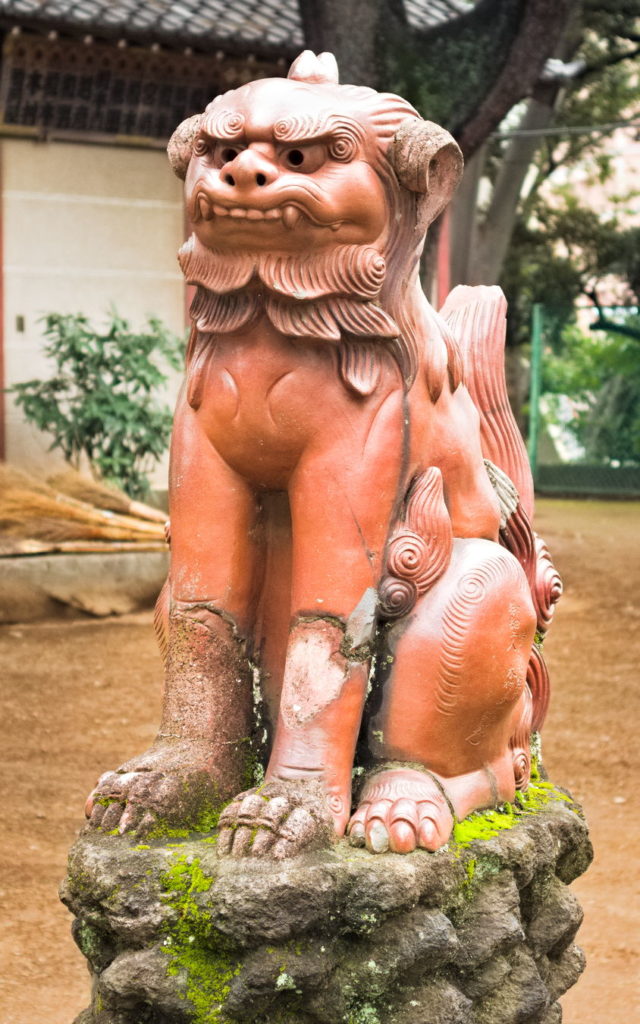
[84, 741, 222, 837]
[86, 769, 163, 834]
[347, 768, 454, 854]
[217, 781, 333, 859]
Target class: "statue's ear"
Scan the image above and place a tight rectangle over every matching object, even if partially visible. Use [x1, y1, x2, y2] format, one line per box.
[167, 114, 203, 180]
[389, 118, 463, 223]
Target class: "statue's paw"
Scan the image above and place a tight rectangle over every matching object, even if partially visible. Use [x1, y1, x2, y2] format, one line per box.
[84, 741, 217, 836]
[85, 768, 172, 834]
[217, 780, 333, 860]
[347, 768, 454, 854]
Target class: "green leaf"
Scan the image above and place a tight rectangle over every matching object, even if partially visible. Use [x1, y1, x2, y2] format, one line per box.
[8, 307, 186, 497]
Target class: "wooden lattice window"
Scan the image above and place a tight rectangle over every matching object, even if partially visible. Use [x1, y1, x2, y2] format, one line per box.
[0, 34, 278, 140]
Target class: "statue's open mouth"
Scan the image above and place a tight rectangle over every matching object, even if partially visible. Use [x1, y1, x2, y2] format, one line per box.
[194, 192, 341, 231]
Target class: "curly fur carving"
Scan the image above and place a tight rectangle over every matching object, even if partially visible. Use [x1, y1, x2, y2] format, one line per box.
[533, 535, 563, 634]
[379, 467, 453, 620]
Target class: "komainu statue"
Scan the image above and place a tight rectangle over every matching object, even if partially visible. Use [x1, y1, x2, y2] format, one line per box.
[86, 51, 562, 858]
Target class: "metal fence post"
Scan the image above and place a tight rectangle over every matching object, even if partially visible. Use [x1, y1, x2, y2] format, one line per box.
[528, 303, 543, 480]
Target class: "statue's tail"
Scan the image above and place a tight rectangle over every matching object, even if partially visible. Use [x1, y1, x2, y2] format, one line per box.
[439, 285, 534, 519]
[440, 286, 561, 739]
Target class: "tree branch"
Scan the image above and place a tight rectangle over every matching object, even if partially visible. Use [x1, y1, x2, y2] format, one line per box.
[457, 0, 574, 159]
[575, 44, 640, 79]
[590, 318, 640, 339]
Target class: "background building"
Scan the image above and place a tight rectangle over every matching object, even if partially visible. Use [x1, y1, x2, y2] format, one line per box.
[0, 1, 295, 478]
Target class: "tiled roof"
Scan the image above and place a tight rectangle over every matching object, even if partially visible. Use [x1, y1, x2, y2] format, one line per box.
[0, 1, 470, 51]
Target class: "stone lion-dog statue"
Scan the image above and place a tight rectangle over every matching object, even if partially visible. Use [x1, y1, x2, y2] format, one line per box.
[86, 51, 562, 858]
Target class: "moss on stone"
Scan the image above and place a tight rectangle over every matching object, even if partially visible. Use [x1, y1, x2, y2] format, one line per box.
[144, 799, 225, 841]
[160, 854, 241, 1023]
[95, 796, 120, 808]
[347, 1005, 381, 1024]
[74, 920, 105, 962]
[453, 781, 575, 850]
[463, 856, 477, 894]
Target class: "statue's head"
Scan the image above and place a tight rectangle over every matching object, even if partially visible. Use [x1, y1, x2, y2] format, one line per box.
[168, 51, 463, 258]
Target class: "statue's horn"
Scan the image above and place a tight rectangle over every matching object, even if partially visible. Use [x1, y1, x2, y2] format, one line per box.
[389, 118, 463, 223]
[167, 113, 203, 180]
[288, 50, 339, 84]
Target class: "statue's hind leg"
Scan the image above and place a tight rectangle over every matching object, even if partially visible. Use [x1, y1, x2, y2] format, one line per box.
[349, 538, 536, 853]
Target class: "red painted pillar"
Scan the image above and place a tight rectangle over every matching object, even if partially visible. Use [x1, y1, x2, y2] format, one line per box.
[436, 207, 451, 311]
[0, 143, 5, 461]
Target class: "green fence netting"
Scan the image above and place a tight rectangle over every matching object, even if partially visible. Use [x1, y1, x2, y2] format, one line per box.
[526, 303, 640, 498]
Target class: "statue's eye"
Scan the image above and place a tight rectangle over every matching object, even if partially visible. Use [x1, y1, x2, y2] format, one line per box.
[212, 143, 244, 168]
[281, 144, 327, 173]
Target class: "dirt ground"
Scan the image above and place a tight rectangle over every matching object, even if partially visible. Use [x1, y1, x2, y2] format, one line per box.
[0, 498, 638, 1024]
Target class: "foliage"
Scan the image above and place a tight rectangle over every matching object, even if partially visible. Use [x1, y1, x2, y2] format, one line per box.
[542, 316, 640, 465]
[300, 0, 577, 159]
[501, 0, 639, 320]
[501, 196, 639, 350]
[10, 310, 185, 498]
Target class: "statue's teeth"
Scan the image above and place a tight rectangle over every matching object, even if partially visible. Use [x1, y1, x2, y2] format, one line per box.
[282, 205, 302, 229]
[213, 204, 229, 216]
[199, 197, 214, 220]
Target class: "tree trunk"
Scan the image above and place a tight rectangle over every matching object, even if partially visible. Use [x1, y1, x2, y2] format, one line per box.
[467, 96, 558, 285]
[450, 146, 487, 287]
[298, 0, 388, 86]
[456, 0, 574, 159]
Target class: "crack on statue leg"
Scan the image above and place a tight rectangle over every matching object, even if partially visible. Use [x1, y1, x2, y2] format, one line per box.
[170, 599, 249, 647]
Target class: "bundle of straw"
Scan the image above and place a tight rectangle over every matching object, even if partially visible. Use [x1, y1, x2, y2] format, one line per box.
[0, 465, 166, 546]
[47, 467, 166, 523]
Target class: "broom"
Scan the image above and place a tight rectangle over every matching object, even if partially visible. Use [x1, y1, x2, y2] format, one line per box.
[0, 466, 166, 544]
[47, 467, 167, 524]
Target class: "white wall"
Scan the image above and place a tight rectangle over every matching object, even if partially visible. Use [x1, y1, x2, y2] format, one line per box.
[2, 137, 186, 487]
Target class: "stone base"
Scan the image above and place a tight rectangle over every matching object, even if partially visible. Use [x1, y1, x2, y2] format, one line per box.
[61, 786, 592, 1024]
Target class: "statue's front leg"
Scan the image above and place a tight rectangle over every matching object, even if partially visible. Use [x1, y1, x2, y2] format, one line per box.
[85, 401, 260, 835]
[219, 391, 404, 858]
[349, 538, 537, 853]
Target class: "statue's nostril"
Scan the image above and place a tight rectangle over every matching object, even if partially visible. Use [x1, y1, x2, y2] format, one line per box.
[256, 173, 267, 186]
[224, 173, 235, 186]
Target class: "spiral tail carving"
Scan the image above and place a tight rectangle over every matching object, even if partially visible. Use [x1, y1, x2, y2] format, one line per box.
[485, 458, 560, 735]
[509, 684, 533, 791]
[379, 468, 453, 619]
[501, 502, 537, 583]
[533, 535, 563, 634]
[526, 642, 551, 733]
[486, 459, 562, 637]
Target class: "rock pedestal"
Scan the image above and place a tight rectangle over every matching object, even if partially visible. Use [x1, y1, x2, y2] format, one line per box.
[62, 785, 592, 1024]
